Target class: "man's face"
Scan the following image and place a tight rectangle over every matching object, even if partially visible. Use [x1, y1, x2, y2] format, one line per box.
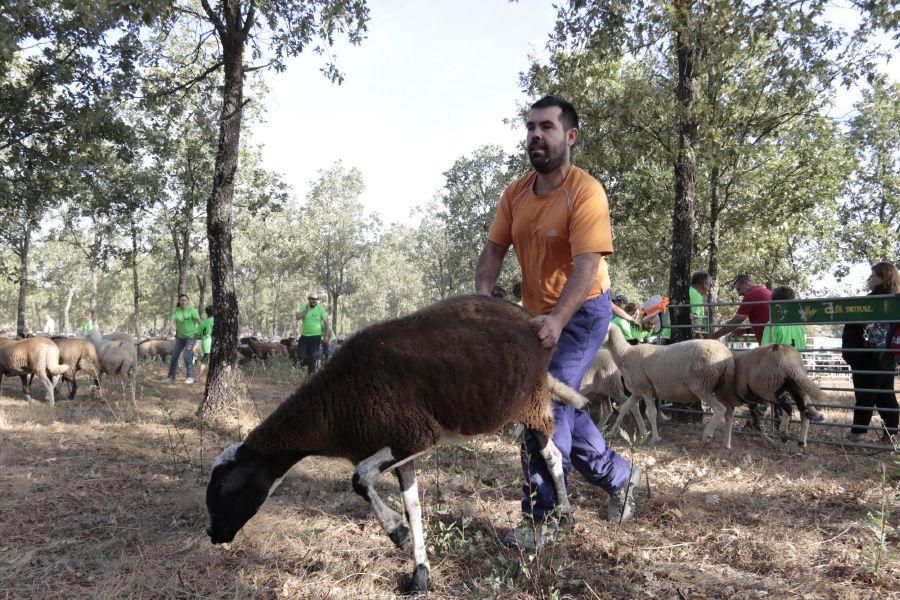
[308, 297, 318, 306]
[734, 281, 750, 296]
[526, 107, 577, 174]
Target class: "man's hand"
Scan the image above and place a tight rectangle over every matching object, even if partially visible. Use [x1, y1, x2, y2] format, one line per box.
[530, 314, 564, 349]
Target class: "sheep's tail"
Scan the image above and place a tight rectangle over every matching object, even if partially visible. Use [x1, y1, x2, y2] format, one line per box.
[547, 374, 589, 409]
[43, 347, 68, 376]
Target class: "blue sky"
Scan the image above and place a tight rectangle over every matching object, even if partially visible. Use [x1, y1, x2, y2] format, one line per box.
[255, 0, 558, 225]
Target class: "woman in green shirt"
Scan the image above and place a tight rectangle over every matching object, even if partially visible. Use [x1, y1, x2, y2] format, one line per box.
[165, 293, 200, 384]
[196, 305, 215, 379]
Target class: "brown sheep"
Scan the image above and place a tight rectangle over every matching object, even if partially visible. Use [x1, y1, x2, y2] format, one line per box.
[732, 344, 822, 447]
[53, 338, 102, 400]
[245, 339, 289, 359]
[206, 295, 586, 594]
[0, 337, 68, 406]
[137, 338, 175, 362]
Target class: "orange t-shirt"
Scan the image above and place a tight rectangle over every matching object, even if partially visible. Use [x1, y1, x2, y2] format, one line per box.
[487, 166, 612, 315]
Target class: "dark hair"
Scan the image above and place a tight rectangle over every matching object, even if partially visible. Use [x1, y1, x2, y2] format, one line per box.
[512, 281, 522, 299]
[731, 273, 752, 287]
[623, 302, 638, 316]
[691, 271, 711, 286]
[530, 95, 579, 131]
[872, 261, 900, 293]
[178, 293, 189, 300]
[205, 305, 215, 317]
[771, 286, 796, 301]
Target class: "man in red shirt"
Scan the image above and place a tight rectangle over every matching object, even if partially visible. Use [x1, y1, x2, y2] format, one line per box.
[709, 273, 772, 344]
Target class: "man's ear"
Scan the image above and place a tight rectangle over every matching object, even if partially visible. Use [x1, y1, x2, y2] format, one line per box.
[567, 127, 579, 148]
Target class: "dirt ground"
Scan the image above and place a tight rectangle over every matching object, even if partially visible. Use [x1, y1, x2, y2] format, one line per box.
[0, 362, 897, 599]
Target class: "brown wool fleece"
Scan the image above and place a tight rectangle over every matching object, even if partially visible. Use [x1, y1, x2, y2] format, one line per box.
[54, 339, 102, 382]
[243, 295, 557, 464]
[732, 344, 822, 406]
[0, 337, 68, 377]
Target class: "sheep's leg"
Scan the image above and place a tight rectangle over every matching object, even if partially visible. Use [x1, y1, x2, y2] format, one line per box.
[531, 432, 573, 526]
[395, 461, 429, 594]
[18, 374, 34, 406]
[723, 405, 735, 450]
[701, 395, 727, 447]
[628, 398, 647, 437]
[644, 396, 661, 443]
[609, 394, 639, 439]
[43, 375, 55, 407]
[597, 396, 613, 431]
[351, 447, 408, 548]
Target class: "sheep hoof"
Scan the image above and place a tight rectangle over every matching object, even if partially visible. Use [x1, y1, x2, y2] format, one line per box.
[402, 564, 429, 595]
[388, 524, 409, 548]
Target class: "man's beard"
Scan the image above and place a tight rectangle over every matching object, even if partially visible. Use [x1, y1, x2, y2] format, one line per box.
[528, 140, 568, 174]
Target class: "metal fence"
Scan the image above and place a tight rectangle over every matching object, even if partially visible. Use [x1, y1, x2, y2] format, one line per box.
[651, 293, 899, 451]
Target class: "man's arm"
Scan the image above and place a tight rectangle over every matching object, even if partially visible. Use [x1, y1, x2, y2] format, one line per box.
[532, 252, 602, 348]
[708, 313, 747, 339]
[612, 304, 637, 323]
[475, 240, 509, 295]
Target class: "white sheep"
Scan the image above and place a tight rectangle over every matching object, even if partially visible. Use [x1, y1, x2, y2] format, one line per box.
[86, 331, 137, 380]
[206, 295, 587, 595]
[732, 344, 822, 447]
[0, 337, 68, 406]
[137, 338, 175, 362]
[580, 349, 647, 438]
[606, 325, 737, 448]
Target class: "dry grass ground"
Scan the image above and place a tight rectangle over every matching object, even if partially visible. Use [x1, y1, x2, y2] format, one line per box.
[0, 362, 897, 599]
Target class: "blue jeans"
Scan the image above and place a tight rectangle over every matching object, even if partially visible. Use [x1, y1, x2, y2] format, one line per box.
[168, 337, 196, 379]
[520, 291, 632, 521]
[297, 335, 322, 374]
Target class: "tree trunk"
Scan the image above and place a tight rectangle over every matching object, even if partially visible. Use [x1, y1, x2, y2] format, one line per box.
[178, 200, 192, 297]
[15, 225, 30, 337]
[63, 285, 74, 334]
[131, 221, 142, 337]
[198, 13, 245, 417]
[707, 165, 721, 327]
[331, 292, 339, 336]
[89, 263, 98, 328]
[668, 0, 699, 345]
[197, 270, 207, 313]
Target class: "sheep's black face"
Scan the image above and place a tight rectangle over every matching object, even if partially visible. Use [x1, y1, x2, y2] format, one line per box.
[205, 444, 276, 545]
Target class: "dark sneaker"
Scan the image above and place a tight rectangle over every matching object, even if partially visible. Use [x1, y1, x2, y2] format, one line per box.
[608, 465, 640, 523]
[502, 520, 559, 552]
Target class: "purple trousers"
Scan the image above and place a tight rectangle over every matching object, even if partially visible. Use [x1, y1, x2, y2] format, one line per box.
[520, 291, 632, 521]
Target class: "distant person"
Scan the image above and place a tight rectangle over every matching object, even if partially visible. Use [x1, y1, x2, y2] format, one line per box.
[689, 271, 711, 338]
[164, 293, 200, 384]
[842, 262, 899, 443]
[197, 305, 215, 380]
[611, 302, 647, 343]
[42, 312, 56, 335]
[295, 291, 331, 375]
[80, 310, 92, 334]
[611, 293, 640, 328]
[709, 274, 771, 344]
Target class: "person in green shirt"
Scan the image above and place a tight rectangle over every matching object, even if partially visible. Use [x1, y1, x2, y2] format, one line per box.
[295, 291, 331, 375]
[689, 271, 711, 338]
[164, 293, 201, 384]
[80, 310, 93, 334]
[196, 305, 215, 380]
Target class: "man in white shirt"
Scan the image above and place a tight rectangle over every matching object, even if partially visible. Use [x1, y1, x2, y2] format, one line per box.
[42, 312, 56, 335]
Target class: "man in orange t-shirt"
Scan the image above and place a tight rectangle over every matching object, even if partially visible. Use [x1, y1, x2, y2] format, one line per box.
[476, 96, 637, 551]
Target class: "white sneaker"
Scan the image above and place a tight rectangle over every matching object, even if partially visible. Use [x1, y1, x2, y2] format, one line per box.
[185, 378, 195, 385]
